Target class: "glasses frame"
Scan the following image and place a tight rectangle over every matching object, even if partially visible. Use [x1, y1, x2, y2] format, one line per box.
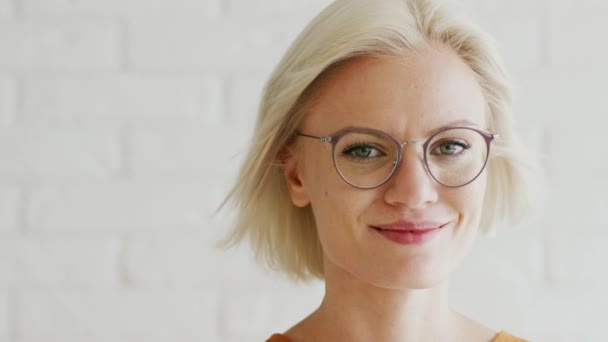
[296, 126, 500, 189]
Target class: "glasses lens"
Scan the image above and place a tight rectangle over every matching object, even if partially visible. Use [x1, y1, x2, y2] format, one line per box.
[425, 128, 488, 186]
[333, 131, 399, 188]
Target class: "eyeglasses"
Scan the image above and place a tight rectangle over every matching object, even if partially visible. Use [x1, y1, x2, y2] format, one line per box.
[296, 126, 499, 189]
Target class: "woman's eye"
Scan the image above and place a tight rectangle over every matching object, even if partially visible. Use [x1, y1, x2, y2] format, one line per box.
[343, 144, 382, 159]
[433, 140, 470, 156]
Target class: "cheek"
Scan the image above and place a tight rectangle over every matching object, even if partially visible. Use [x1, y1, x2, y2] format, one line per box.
[306, 173, 377, 262]
[310, 184, 370, 237]
[311, 192, 374, 278]
[302, 147, 353, 236]
[301, 144, 335, 189]
[310, 194, 358, 269]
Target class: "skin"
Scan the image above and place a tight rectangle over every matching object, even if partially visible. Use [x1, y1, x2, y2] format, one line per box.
[281, 45, 499, 342]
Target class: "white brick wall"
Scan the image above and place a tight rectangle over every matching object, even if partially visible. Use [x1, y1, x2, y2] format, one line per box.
[0, 187, 19, 233]
[22, 0, 222, 17]
[0, 237, 121, 290]
[0, 0, 12, 17]
[0, 0, 606, 340]
[0, 125, 121, 181]
[130, 123, 248, 177]
[128, 16, 304, 74]
[21, 76, 223, 124]
[228, 74, 267, 127]
[547, 2, 608, 67]
[226, 0, 332, 17]
[18, 291, 220, 341]
[0, 292, 9, 341]
[0, 19, 121, 72]
[0, 79, 15, 126]
[466, 6, 545, 70]
[27, 183, 216, 232]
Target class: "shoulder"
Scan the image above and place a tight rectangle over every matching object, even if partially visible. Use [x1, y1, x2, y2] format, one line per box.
[267, 331, 527, 342]
[266, 333, 292, 342]
[451, 312, 527, 341]
[491, 331, 528, 342]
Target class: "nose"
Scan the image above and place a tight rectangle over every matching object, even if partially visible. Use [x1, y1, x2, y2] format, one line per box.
[382, 145, 439, 209]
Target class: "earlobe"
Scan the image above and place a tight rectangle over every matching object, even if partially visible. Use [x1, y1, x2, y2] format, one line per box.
[281, 153, 311, 208]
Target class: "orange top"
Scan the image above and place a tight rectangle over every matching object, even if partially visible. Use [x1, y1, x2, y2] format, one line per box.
[266, 331, 527, 342]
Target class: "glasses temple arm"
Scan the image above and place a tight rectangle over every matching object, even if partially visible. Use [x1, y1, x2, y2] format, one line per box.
[296, 132, 332, 143]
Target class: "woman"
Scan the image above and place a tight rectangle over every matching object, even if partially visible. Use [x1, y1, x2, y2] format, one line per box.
[222, 0, 541, 341]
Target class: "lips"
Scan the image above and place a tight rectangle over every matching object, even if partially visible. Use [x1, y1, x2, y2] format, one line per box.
[371, 220, 449, 232]
[370, 221, 449, 245]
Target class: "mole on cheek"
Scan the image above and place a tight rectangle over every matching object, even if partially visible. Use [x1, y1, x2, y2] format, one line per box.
[325, 190, 329, 197]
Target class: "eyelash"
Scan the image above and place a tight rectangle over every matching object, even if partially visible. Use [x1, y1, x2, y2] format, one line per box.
[341, 143, 385, 159]
[341, 140, 470, 157]
[432, 140, 471, 155]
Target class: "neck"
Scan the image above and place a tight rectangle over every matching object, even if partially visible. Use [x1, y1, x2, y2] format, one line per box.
[306, 261, 456, 342]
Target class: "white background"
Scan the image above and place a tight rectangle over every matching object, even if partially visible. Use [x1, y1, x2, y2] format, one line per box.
[0, 0, 607, 341]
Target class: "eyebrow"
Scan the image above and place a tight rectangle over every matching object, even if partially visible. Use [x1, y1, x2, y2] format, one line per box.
[427, 119, 480, 135]
[323, 119, 483, 139]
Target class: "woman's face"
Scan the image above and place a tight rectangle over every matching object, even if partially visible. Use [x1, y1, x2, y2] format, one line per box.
[284, 47, 488, 289]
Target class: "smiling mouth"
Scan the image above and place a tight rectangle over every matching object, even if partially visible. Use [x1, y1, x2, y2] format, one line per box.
[370, 223, 448, 245]
[370, 222, 449, 232]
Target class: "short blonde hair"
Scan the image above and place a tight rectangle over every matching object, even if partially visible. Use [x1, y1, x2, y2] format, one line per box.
[220, 0, 543, 280]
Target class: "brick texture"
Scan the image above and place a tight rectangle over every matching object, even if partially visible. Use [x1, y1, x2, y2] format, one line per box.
[21, 76, 223, 124]
[0, 79, 15, 126]
[128, 16, 302, 73]
[0, 292, 9, 340]
[129, 123, 251, 181]
[18, 291, 220, 340]
[227, 0, 332, 17]
[547, 3, 608, 66]
[0, 237, 120, 290]
[22, 0, 222, 17]
[27, 183, 216, 233]
[0, 0, 12, 17]
[0, 126, 121, 181]
[0, 19, 121, 72]
[0, 186, 19, 233]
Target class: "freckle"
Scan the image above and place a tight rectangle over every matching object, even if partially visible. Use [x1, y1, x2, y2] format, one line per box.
[325, 191, 328, 197]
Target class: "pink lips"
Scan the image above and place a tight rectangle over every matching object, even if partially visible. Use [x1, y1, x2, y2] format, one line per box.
[371, 220, 449, 245]
[373, 220, 446, 231]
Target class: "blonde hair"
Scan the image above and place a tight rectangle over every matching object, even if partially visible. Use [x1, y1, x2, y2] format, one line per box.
[220, 0, 543, 280]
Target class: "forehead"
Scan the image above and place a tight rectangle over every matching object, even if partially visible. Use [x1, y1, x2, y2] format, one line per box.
[303, 46, 487, 138]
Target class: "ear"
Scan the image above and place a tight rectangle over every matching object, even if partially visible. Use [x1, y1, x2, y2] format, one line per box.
[280, 148, 311, 208]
